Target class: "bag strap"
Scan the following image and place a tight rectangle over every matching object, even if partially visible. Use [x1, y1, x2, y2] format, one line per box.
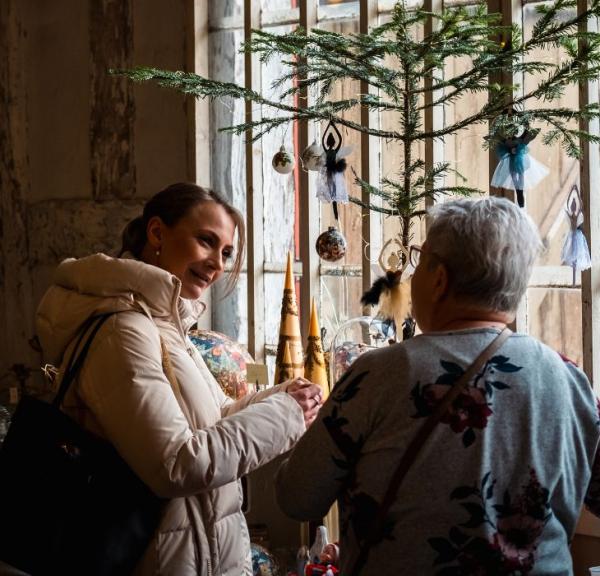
[51, 313, 192, 428]
[53, 313, 114, 408]
[347, 326, 512, 576]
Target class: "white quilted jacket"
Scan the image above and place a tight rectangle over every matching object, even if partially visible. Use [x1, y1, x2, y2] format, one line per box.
[35, 253, 306, 575]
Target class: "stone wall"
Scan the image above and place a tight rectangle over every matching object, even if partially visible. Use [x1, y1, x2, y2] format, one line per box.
[0, 0, 195, 399]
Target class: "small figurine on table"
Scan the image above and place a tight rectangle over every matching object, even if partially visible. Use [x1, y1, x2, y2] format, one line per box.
[304, 543, 340, 575]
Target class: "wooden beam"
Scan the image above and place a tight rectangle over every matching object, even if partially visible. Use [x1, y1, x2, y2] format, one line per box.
[186, 0, 210, 188]
[487, 0, 527, 333]
[423, 0, 444, 219]
[0, 0, 36, 388]
[299, 0, 319, 342]
[89, 0, 135, 199]
[578, 0, 600, 388]
[360, 0, 378, 312]
[245, 0, 266, 361]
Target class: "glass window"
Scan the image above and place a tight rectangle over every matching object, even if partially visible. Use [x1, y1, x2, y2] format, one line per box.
[206, 0, 597, 380]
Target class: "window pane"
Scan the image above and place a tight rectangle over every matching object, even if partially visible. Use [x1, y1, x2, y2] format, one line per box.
[209, 0, 243, 27]
[265, 272, 286, 347]
[443, 5, 489, 196]
[320, 275, 365, 351]
[527, 287, 583, 365]
[523, 3, 579, 269]
[262, 0, 298, 10]
[318, 18, 363, 269]
[214, 276, 249, 346]
[378, 14, 426, 255]
[209, 27, 248, 343]
[262, 24, 297, 264]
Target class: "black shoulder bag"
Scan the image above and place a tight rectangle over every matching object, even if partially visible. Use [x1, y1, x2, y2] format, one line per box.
[0, 313, 164, 576]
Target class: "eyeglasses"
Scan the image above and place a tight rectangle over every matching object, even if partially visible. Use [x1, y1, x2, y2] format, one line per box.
[409, 245, 423, 269]
[409, 244, 444, 269]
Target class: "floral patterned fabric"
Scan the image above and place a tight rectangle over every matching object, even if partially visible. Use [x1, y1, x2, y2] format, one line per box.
[276, 329, 600, 575]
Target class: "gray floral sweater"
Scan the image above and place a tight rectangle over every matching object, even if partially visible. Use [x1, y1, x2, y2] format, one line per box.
[276, 329, 600, 575]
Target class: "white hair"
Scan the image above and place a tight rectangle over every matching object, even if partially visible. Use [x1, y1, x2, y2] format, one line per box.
[426, 197, 543, 313]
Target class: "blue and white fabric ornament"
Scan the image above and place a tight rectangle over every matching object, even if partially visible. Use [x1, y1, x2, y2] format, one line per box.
[561, 184, 591, 285]
[490, 129, 548, 207]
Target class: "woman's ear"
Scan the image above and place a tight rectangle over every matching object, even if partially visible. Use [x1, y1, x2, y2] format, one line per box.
[146, 216, 163, 250]
[431, 263, 449, 303]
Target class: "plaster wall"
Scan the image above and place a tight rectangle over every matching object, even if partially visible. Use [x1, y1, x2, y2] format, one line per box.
[0, 0, 193, 398]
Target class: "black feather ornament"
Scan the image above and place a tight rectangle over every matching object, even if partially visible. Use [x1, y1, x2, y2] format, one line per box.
[360, 270, 412, 340]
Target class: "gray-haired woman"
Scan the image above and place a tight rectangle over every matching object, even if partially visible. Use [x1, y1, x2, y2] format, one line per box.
[276, 196, 600, 575]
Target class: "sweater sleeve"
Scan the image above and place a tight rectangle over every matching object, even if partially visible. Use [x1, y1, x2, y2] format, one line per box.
[275, 361, 374, 521]
[77, 313, 306, 499]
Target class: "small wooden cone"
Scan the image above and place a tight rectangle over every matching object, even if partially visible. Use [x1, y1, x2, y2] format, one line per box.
[303, 299, 329, 399]
[274, 252, 304, 384]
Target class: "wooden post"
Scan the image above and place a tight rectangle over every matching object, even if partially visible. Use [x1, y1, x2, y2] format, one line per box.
[360, 0, 379, 313]
[579, 0, 600, 388]
[245, 0, 266, 361]
[298, 0, 319, 342]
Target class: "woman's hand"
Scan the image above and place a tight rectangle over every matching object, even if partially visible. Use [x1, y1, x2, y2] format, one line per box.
[286, 378, 324, 427]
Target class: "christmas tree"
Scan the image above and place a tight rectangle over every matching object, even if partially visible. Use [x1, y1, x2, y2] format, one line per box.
[114, 0, 600, 250]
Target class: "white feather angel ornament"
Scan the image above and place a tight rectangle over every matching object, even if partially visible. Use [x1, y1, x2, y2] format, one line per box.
[360, 237, 414, 341]
[561, 184, 591, 285]
[316, 121, 353, 220]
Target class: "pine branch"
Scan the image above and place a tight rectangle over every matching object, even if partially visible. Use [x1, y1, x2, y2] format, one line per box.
[114, 0, 600, 235]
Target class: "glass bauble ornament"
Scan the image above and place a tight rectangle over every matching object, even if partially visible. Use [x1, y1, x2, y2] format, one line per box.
[272, 145, 295, 174]
[315, 227, 347, 262]
[330, 316, 394, 383]
[251, 543, 280, 576]
[189, 329, 254, 399]
[301, 140, 324, 171]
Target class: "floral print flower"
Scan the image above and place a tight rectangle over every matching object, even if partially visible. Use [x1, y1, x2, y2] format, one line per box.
[423, 384, 493, 433]
[412, 355, 520, 447]
[429, 470, 551, 575]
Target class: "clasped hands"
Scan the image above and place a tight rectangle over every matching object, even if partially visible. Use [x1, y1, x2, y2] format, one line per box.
[286, 378, 323, 427]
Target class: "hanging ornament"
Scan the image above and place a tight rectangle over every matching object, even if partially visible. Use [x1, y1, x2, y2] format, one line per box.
[360, 235, 414, 341]
[317, 121, 352, 220]
[316, 226, 347, 262]
[490, 120, 548, 208]
[272, 145, 295, 174]
[561, 184, 591, 286]
[301, 140, 325, 171]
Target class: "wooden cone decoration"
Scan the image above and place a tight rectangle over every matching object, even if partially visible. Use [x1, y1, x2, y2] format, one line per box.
[279, 341, 295, 383]
[274, 252, 304, 384]
[304, 299, 329, 400]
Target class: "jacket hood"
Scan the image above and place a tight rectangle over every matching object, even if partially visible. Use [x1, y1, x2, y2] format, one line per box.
[36, 253, 204, 365]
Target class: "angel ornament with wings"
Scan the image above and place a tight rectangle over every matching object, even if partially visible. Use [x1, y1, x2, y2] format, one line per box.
[316, 121, 353, 220]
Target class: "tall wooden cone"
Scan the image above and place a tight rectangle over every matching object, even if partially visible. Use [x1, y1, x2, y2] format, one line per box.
[304, 299, 329, 400]
[274, 252, 304, 384]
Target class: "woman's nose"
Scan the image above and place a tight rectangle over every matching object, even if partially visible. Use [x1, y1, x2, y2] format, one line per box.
[208, 249, 225, 272]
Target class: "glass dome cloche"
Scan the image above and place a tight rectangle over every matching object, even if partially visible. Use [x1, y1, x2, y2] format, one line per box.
[329, 316, 396, 384]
